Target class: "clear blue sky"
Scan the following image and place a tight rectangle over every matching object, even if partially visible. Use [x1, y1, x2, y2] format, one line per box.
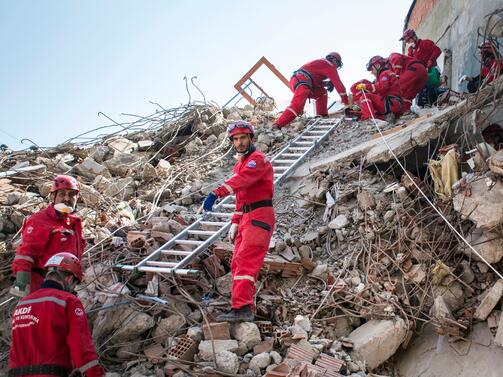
[0, 1, 411, 151]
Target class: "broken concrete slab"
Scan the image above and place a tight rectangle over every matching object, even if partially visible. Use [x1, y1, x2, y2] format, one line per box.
[475, 280, 503, 321]
[74, 157, 111, 180]
[489, 150, 503, 177]
[453, 178, 503, 229]
[198, 340, 239, 361]
[461, 229, 503, 264]
[348, 318, 407, 369]
[232, 322, 261, 350]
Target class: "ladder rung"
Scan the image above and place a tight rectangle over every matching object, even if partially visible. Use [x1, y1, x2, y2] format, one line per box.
[288, 147, 310, 150]
[300, 136, 319, 139]
[294, 141, 314, 145]
[146, 261, 178, 267]
[161, 250, 192, 256]
[280, 153, 303, 157]
[307, 131, 326, 134]
[175, 240, 205, 245]
[221, 204, 236, 209]
[200, 221, 228, 226]
[273, 160, 295, 164]
[274, 173, 282, 177]
[188, 230, 217, 236]
[274, 166, 288, 170]
[207, 212, 233, 217]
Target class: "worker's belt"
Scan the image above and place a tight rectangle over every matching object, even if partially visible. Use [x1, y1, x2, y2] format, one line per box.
[9, 364, 69, 377]
[242, 200, 273, 213]
[32, 267, 45, 277]
[292, 69, 313, 90]
[407, 61, 424, 71]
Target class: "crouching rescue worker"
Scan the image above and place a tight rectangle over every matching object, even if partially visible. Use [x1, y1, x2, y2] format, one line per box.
[273, 52, 348, 129]
[461, 40, 503, 93]
[9, 252, 103, 376]
[202, 121, 275, 322]
[10, 175, 85, 297]
[355, 56, 404, 121]
[387, 52, 428, 109]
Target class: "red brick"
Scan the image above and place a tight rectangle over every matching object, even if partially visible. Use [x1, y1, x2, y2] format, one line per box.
[203, 322, 231, 340]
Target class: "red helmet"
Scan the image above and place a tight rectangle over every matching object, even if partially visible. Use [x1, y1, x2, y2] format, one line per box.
[44, 252, 83, 282]
[400, 28, 416, 41]
[326, 52, 343, 69]
[366, 55, 386, 71]
[227, 121, 255, 139]
[479, 40, 497, 53]
[50, 175, 80, 193]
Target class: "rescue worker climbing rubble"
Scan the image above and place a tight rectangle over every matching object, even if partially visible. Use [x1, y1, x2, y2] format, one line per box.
[10, 175, 85, 297]
[355, 55, 404, 121]
[9, 252, 104, 376]
[202, 121, 275, 322]
[273, 52, 348, 129]
[460, 40, 503, 93]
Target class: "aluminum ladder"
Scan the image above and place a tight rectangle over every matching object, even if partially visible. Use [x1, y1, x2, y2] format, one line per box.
[116, 118, 342, 275]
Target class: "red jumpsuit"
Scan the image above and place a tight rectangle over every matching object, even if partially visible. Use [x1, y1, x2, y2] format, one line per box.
[275, 59, 348, 127]
[407, 39, 442, 69]
[9, 280, 103, 376]
[481, 57, 503, 83]
[213, 148, 274, 309]
[358, 68, 403, 121]
[388, 52, 428, 104]
[12, 205, 86, 293]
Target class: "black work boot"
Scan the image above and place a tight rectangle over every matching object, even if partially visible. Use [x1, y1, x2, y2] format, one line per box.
[216, 305, 254, 322]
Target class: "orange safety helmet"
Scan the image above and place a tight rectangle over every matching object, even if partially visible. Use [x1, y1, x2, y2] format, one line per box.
[400, 28, 416, 41]
[227, 121, 255, 139]
[44, 252, 83, 283]
[50, 175, 80, 193]
[326, 52, 343, 69]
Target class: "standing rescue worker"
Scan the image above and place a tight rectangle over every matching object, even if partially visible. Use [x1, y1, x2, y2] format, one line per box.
[202, 121, 274, 322]
[387, 52, 428, 108]
[355, 56, 404, 121]
[461, 40, 503, 93]
[401, 29, 441, 69]
[273, 53, 348, 129]
[10, 175, 85, 297]
[9, 252, 103, 376]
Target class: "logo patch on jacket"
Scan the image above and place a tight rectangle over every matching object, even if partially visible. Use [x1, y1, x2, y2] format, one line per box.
[247, 160, 257, 168]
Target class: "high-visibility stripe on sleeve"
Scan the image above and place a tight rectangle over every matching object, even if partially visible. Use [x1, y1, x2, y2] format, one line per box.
[79, 359, 100, 373]
[371, 84, 376, 92]
[20, 296, 67, 307]
[234, 275, 255, 282]
[222, 183, 234, 194]
[234, 211, 243, 216]
[14, 255, 34, 263]
[286, 107, 298, 117]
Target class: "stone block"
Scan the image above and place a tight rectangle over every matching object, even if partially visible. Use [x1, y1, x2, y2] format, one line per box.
[475, 280, 503, 321]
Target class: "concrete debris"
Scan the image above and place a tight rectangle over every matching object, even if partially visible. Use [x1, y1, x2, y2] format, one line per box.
[215, 350, 240, 374]
[474, 280, 503, 321]
[198, 340, 239, 361]
[232, 322, 262, 350]
[348, 318, 407, 369]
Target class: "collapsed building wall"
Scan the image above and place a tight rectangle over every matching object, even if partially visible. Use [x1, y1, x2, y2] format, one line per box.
[404, 0, 503, 91]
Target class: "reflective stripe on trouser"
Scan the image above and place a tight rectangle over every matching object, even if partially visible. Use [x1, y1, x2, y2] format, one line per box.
[275, 80, 311, 127]
[231, 207, 275, 309]
[360, 93, 403, 121]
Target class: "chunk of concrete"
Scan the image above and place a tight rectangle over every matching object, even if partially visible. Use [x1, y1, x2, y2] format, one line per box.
[198, 340, 239, 361]
[105, 153, 140, 176]
[232, 322, 261, 350]
[153, 314, 186, 341]
[489, 150, 503, 177]
[452, 179, 503, 229]
[461, 229, 503, 264]
[348, 318, 407, 369]
[74, 157, 111, 179]
[329, 215, 350, 229]
[215, 350, 239, 374]
[475, 280, 503, 321]
[357, 191, 376, 210]
[216, 273, 232, 297]
[249, 352, 271, 373]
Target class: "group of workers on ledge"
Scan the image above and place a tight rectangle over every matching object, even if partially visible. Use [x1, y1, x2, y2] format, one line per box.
[6, 28, 503, 377]
[274, 28, 503, 129]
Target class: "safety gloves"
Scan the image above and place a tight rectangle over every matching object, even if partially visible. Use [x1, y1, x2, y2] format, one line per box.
[355, 83, 367, 91]
[228, 223, 238, 243]
[203, 192, 218, 212]
[10, 271, 30, 297]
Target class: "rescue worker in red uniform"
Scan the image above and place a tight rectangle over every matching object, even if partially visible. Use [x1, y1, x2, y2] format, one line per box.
[461, 40, 503, 93]
[387, 52, 428, 106]
[10, 175, 85, 297]
[273, 52, 348, 129]
[202, 121, 274, 322]
[355, 56, 404, 121]
[401, 29, 441, 69]
[9, 252, 103, 377]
